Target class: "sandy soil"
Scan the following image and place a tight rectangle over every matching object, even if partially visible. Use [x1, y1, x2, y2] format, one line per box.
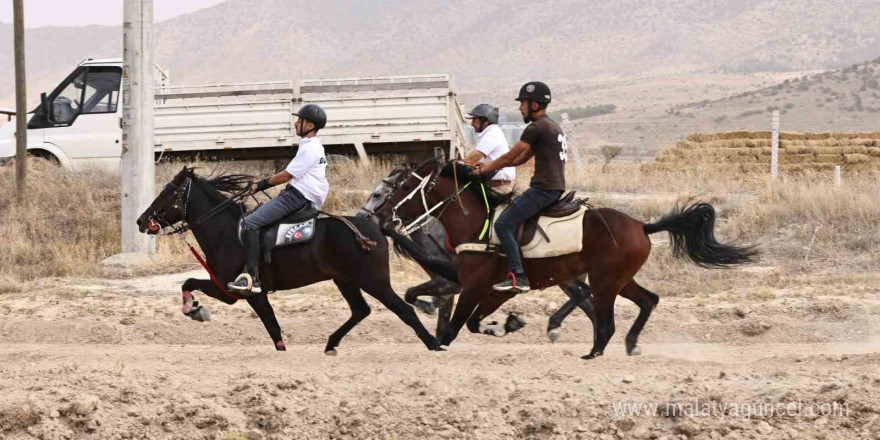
[1, 266, 878, 440]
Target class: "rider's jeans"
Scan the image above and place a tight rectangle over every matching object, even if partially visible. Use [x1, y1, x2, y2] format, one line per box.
[243, 186, 310, 230]
[494, 187, 563, 275]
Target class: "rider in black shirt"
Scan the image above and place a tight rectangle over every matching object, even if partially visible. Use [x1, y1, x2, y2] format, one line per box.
[474, 81, 567, 293]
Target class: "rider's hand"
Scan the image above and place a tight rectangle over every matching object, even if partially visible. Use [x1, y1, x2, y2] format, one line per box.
[472, 162, 484, 176]
[250, 182, 259, 193]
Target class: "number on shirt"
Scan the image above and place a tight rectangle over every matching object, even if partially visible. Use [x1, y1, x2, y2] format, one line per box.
[558, 133, 568, 161]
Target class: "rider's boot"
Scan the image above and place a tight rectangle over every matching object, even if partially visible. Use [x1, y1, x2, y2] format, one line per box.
[228, 227, 262, 295]
[492, 271, 530, 294]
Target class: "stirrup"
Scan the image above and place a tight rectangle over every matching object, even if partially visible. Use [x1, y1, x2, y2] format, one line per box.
[228, 273, 262, 294]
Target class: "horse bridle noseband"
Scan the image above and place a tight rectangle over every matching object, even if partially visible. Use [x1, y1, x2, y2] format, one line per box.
[148, 177, 193, 231]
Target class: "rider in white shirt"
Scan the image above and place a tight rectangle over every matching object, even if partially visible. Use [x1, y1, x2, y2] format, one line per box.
[228, 104, 329, 295]
[462, 104, 516, 189]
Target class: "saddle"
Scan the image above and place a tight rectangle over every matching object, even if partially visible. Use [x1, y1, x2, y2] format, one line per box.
[238, 206, 320, 257]
[458, 191, 587, 259]
[518, 191, 580, 244]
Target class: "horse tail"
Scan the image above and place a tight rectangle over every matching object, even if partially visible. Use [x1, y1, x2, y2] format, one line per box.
[643, 202, 758, 268]
[380, 229, 461, 283]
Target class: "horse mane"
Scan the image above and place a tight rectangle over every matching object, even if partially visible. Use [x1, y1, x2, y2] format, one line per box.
[186, 168, 253, 208]
[436, 160, 516, 207]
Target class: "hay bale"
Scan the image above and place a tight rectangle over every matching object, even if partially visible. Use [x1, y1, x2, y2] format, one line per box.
[866, 148, 880, 158]
[815, 154, 843, 164]
[844, 153, 870, 164]
[676, 140, 701, 150]
[739, 163, 769, 172]
[780, 132, 806, 141]
[749, 131, 772, 139]
[781, 153, 815, 164]
[805, 132, 832, 140]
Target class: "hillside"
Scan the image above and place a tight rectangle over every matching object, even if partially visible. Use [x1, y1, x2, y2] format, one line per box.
[2, 0, 880, 106]
[563, 59, 880, 157]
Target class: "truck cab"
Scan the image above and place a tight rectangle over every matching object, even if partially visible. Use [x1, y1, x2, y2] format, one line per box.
[0, 59, 126, 169]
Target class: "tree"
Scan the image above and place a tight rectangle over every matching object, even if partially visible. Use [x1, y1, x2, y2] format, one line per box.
[600, 145, 623, 173]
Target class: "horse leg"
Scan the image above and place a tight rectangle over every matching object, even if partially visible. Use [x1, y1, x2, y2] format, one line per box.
[581, 282, 621, 360]
[359, 279, 441, 351]
[464, 293, 524, 337]
[547, 277, 594, 342]
[434, 294, 454, 338]
[618, 281, 660, 356]
[324, 279, 372, 355]
[405, 276, 458, 314]
[438, 285, 486, 347]
[246, 294, 287, 351]
[179, 279, 237, 322]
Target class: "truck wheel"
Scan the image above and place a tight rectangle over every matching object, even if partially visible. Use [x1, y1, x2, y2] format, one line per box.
[28, 150, 60, 166]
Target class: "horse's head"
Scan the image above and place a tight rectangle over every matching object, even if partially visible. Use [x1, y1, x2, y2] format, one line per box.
[355, 166, 408, 224]
[372, 159, 448, 232]
[137, 166, 194, 235]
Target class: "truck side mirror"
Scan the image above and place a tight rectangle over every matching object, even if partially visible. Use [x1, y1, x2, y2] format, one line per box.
[40, 92, 54, 124]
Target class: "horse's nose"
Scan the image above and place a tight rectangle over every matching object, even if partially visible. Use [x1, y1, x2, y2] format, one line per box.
[136, 217, 145, 232]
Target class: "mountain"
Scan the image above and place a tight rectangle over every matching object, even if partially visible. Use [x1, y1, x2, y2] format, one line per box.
[2, 0, 880, 107]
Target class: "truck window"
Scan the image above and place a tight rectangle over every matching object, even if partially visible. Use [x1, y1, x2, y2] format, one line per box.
[81, 66, 122, 114]
[53, 69, 85, 124]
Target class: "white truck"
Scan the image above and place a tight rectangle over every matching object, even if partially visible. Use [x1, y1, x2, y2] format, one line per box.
[0, 58, 469, 169]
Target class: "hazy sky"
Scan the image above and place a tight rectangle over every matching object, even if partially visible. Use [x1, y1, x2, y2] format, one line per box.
[0, 0, 228, 27]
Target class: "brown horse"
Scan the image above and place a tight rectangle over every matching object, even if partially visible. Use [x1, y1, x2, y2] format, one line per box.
[376, 160, 757, 359]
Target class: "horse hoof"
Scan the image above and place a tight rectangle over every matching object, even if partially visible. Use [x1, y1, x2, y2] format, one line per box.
[432, 346, 447, 352]
[628, 346, 642, 356]
[414, 299, 437, 315]
[324, 349, 337, 356]
[504, 314, 527, 333]
[439, 345, 449, 351]
[188, 306, 210, 322]
[547, 328, 561, 343]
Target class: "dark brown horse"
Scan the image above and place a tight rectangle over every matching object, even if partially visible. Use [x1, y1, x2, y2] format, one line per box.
[375, 160, 757, 359]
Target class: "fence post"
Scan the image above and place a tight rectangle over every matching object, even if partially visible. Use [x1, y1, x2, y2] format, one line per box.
[834, 165, 841, 187]
[770, 110, 779, 181]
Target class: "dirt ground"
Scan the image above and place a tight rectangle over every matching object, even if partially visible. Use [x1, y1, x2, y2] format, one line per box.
[0, 263, 878, 440]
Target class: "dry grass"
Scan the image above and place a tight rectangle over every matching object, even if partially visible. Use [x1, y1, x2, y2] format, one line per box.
[2, 157, 878, 298]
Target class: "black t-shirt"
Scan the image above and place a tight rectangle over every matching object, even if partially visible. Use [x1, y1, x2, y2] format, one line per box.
[520, 116, 567, 191]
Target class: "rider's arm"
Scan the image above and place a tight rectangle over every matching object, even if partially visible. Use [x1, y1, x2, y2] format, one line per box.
[461, 149, 486, 166]
[508, 141, 535, 166]
[253, 170, 293, 192]
[478, 141, 532, 174]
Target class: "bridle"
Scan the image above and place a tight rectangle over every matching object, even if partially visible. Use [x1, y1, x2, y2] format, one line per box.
[390, 163, 479, 236]
[147, 176, 250, 236]
[147, 177, 193, 232]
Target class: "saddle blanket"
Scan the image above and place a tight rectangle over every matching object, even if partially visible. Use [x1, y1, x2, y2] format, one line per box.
[457, 205, 586, 258]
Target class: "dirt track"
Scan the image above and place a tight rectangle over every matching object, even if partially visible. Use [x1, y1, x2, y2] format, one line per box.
[1, 268, 878, 440]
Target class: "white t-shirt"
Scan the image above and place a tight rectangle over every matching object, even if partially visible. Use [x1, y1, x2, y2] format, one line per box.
[285, 137, 329, 209]
[476, 124, 516, 182]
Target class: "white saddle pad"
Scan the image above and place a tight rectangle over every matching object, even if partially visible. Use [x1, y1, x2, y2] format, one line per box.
[486, 205, 586, 258]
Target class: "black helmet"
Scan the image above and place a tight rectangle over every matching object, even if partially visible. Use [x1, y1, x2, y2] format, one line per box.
[515, 81, 551, 104]
[466, 103, 499, 124]
[292, 104, 327, 130]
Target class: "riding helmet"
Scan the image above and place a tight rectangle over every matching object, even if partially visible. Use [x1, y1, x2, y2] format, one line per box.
[292, 103, 327, 130]
[467, 103, 500, 124]
[515, 81, 552, 104]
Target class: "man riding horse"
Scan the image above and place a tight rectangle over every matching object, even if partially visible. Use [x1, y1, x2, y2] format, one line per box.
[228, 104, 329, 295]
[474, 81, 567, 294]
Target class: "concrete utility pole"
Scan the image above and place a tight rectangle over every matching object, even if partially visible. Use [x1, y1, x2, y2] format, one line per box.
[120, 0, 155, 253]
[13, 0, 27, 201]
